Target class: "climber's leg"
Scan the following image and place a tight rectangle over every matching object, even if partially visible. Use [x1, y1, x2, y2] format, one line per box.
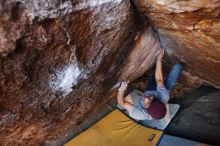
[165, 64, 182, 91]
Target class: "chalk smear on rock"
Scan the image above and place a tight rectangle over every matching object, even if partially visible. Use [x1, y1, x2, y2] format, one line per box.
[73, 0, 123, 11]
[50, 63, 82, 96]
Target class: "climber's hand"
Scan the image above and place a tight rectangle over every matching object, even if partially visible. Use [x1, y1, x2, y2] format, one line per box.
[118, 81, 129, 94]
[157, 49, 165, 60]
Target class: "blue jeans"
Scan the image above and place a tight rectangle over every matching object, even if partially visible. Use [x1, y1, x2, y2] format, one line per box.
[145, 64, 182, 92]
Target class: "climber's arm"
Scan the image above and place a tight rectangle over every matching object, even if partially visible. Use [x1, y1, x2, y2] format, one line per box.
[117, 81, 133, 112]
[165, 104, 171, 123]
[155, 50, 165, 87]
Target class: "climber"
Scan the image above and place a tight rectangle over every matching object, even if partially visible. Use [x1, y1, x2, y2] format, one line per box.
[117, 49, 182, 120]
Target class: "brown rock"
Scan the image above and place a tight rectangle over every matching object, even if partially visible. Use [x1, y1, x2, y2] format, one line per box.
[120, 26, 162, 81]
[0, 0, 138, 145]
[0, 0, 162, 145]
[179, 71, 203, 88]
[133, 0, 220, 88]
[0, 1, 32, 56]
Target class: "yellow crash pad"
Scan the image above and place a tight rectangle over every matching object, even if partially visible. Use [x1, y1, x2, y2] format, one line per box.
[65, 109, 163, 146]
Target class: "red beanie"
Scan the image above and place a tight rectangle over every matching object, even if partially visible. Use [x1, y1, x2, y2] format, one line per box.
[148, 99, 166, 120]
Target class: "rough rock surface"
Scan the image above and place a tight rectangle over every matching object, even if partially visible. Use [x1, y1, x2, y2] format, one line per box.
[120, 27, 162, 81]
[0, 0, 162, 145]
[133, 0, 220, 88]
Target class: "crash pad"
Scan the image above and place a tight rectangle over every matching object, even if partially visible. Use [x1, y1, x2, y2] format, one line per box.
[117, 89, 180, 130]
[65, 109, 163, 146]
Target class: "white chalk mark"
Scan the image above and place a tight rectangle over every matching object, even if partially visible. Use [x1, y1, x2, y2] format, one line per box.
[15, 0, 73, 19]
[73, 0, 123, 11]
[50, 45, 84, 96]
[50, 40, 88, 96]
[50, 63, 82, 96]
[66, 31, 71, 46]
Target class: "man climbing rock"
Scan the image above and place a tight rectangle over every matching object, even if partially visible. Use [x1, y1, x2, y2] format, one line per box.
[117, 50, 182, 120]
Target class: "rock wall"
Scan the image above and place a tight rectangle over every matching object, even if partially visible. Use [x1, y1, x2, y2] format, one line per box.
[0, 0, 162, 145]
[120, 27, 162, 81]
[132, 0, 220, 88]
